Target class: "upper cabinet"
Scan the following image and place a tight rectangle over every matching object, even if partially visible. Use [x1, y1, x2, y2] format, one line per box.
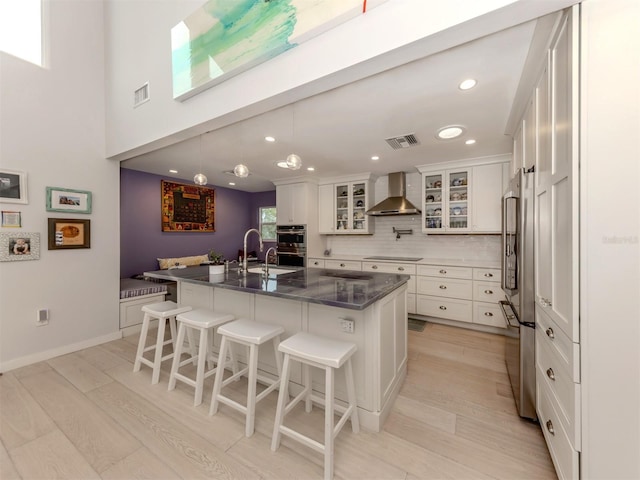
[418, 157, 508, 234]
[318, 174, 375, 234]
[275, 181, 316, 225]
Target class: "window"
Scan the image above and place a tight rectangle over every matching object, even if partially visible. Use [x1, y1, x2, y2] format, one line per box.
[0, 0, 43, 66]
[260, 206, 277, 241]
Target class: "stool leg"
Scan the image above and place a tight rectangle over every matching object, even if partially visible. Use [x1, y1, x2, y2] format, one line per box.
[271, 353, 291, 451]
[324, 366, 335, 480]
[133, 313, 151, 372]
[345, 358, 360, 433]
[206, 328, 216, 371]
[168, 316, 177, 347]
[185, 326, 197, 366]
[194, 327, 208, 406]
[167, 323, 187, 391]
[303, 363, 313, 413]
[272, 336, 286, 402]
[209, 335, 228, 416]
[151, 316, 167, 384]
[245, 343, 259, 437]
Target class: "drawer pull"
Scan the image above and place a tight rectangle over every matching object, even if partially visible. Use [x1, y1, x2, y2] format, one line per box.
[541, 297, 553, 307]
[314, 261, 319, 265]
[372, 265, 378, 269]
[484, 273, 494, 278]
[546, 368, 556, 381]
[484, 289, 494, 294]
[484, 312, 493, 317]
[546, 420, 555, 436]
[439, 269, 447, 274]
[398, 267, 405, 271]
[340, 263, 345, 267]
[546, 327, 555, 339]
[439, 305, 447, 310]
[439, 285, 447, 290]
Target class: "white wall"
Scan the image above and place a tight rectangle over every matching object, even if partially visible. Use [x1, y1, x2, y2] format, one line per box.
[0, 0, 121, 371]
[104, 0, 578, 161]
[580, 0, 640, 477]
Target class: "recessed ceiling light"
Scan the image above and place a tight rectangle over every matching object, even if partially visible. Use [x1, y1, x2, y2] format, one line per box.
[437, 125, 465, 140]
[265, 136, 275, 142]
[229, 182, 236, 186]
[371, 156, 380, 161]
[307, 167, 315, 171]
[277, 161, 289, 168]
[465, 139, 476, 145]
[169, 169, 178, 173]
[459, 79, 477, 90]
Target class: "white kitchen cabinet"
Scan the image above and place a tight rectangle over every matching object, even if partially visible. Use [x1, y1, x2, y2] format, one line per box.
[308, 257, 325, 268]
[416, 265, 473, 323]
[324, 259, 362, 271]
[362, 261, 416, 314]
[418, 158, 508, 234]
[472, 267, 504, 329]
[275, 182, 312, 225]
[318, 174, 375, 234]
[512, 121, 524, 178]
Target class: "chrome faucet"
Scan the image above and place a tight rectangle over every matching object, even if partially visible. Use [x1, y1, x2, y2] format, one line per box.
[241, 228, 264, 274]
[264, 246, 277, 275]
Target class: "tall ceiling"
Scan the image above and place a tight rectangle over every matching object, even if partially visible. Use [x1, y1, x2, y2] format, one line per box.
[121, 18, 538, 192]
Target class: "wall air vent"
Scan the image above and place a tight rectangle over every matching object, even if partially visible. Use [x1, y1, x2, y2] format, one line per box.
[134, 82, 150, 107]
[385, 133, 420, 150]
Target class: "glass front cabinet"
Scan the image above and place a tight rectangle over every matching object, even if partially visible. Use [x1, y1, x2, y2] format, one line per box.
[421, 168, 472, 233]
[335, 180, 372, 233]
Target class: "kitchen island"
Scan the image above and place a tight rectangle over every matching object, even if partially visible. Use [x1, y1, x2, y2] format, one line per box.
[143, 265, 409, 432]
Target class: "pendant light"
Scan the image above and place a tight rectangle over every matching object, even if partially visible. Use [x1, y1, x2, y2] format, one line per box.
[193, 134, 208, 185]
[233, 163, 249, 177]
[286, 104, 302, 170]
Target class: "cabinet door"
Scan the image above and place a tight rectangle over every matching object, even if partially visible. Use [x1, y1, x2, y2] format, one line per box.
[277, 183, 309, 225]
[351, 181, 369, 232]
[318, 184, 334, 233]
[523, 94, 537, 171]
[423, 172, 444, 231]
[446, 169, 470, 231]
[512, 121, 524, 178]
[471, 163, 503, 232]
[334, 183, 350, 232]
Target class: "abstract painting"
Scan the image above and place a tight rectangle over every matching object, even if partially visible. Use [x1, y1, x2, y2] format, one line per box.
[171, 0, 388, 100]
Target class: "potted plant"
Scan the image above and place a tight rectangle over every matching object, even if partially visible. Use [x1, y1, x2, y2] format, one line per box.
[208, 250, 225, 274]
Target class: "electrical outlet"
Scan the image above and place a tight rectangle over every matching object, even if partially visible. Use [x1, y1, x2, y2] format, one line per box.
[36, 308, 49, 326]
[340, 319, 354, 334]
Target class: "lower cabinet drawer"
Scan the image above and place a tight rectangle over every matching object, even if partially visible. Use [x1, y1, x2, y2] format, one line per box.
[324, 259, 362, 271]
[407, 293, 416, 314]
[308, 258, 325, 268]
[417, 277, 472, 300]
[416, 295, 472, 323]
[119, 293, 166, 329]
[473, 281, 501, 303]
[537, 380, 580, 480]
[472, 302, 506, 328]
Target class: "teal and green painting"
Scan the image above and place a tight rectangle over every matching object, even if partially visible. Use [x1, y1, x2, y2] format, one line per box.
[171, 0, 387, 100]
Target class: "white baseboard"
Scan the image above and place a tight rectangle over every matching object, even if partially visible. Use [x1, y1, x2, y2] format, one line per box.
[0, 331, 123, 373]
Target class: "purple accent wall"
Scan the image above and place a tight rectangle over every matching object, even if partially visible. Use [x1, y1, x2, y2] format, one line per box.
[120, 168, 275, 277]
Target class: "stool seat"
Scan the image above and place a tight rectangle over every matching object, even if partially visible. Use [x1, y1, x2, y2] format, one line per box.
[278, 332, 357, 369]
[217, 318, 284, 344]
[168, 308, 235, 406]
[133, 301, 192, 385]
[210, 319, 284, 437]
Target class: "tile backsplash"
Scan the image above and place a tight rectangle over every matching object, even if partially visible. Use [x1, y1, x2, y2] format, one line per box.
[324, 173, 501, 262]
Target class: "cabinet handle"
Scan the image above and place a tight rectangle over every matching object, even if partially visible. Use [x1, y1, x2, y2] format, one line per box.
[484, 312, 493, 317]
[484, 289, 493, 294]
[314, 261, 319, 266]
[546, 420, 555, 436]
[541, 297, 553, 307]
[439, 269, 447, 274]
[439, 305, 447, 310]
[484, 273, 494, 278]
[340, 263, 345, 267]
[546, 327, 555, 339]
[439, 285, 447, 290]
[398, 267, 405, 271]
[546, 368, 555, 381]
[372, 265, 378, 269]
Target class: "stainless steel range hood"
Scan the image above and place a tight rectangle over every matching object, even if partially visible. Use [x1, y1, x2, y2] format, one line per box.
[366, 172, 421, 216]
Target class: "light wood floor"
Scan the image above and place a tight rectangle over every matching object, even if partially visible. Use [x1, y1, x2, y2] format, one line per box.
[0, 322, 556, 479]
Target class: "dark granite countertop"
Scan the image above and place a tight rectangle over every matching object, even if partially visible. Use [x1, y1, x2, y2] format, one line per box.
[143, 265, 409, 310]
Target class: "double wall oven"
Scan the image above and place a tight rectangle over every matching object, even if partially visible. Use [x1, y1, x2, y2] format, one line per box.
[276, 225, 306, 267]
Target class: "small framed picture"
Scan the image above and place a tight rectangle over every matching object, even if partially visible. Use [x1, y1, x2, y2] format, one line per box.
[48, 218, 91, 250]
[0, 169, 28, 204]
[46, 186, 92, 214]
[1, 211, 22, 228]
[0, 232, 40, 261]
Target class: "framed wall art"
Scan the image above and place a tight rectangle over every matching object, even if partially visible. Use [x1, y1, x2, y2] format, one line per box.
[46, 186, 92, 213]
[1, 211, 22, 228]
[48, 218, 91, 250]
[0, 169, 28, 204]
[0, 231, 40, 261]
[161, 180, 215, 232]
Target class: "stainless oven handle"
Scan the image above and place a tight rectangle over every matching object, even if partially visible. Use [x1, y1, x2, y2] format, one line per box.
[276, 252, 306, 256]
[499, 300, 520, 329]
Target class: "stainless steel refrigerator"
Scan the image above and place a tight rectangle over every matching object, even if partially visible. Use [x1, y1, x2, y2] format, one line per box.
[500, 167, 537, 421]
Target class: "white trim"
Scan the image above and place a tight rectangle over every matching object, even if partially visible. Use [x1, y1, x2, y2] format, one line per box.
[416, 153, 512, 172]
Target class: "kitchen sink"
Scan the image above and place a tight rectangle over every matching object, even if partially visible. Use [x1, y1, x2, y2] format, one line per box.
[246, 267, 297, 276]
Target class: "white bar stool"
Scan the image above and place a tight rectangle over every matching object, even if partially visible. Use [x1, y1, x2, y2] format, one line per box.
[133, 301, 192, 384]
[209, 318, 285, 437]
[167, 308, 235, 406]
[271, 332, 359, 480]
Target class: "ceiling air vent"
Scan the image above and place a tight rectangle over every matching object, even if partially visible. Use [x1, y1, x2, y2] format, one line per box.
[133, 82, 150, 108]
[385, 133, 420, 150]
